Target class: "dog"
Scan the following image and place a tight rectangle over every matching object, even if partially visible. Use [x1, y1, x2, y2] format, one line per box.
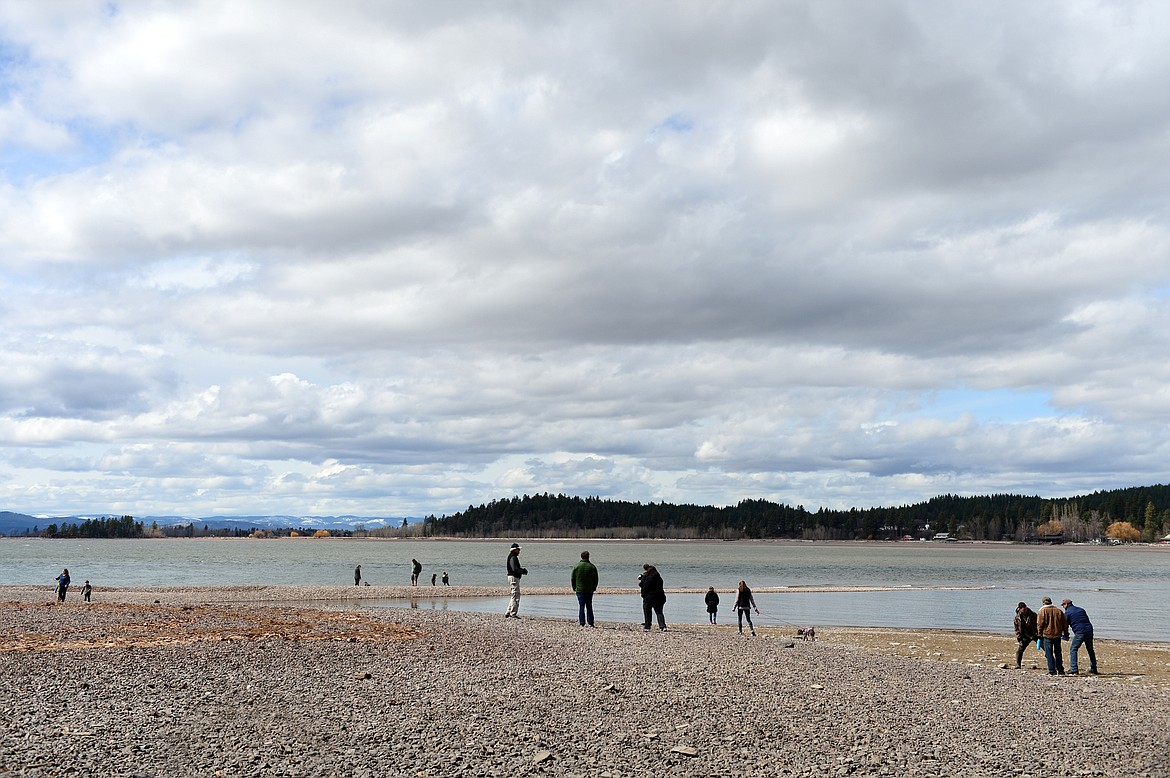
[795, 626, 816, 641]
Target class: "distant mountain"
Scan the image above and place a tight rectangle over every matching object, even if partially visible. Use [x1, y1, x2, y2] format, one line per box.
[0, 512, 420, 535]
[0, 511, 40, 534]
[146, 515, 415, 531]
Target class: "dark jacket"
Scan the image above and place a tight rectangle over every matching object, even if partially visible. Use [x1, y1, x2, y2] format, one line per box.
[506, 550, 527, 578]
[734, 586, 756, 611]
[638, 567, 666, 607]
[704, 589, 719, 613]
[571, 559, 598, 594]
[1064, 604, 1093, 634]
[1014, 606, 1038, 642]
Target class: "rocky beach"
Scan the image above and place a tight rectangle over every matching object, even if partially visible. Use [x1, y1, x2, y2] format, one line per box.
[2, 585, 1168, 777]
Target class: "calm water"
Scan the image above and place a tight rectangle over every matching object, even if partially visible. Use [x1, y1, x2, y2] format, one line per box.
[3, 538, 1166, 640]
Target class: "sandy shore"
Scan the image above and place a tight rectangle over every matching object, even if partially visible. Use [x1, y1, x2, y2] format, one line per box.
[3, 585, 1168, 776]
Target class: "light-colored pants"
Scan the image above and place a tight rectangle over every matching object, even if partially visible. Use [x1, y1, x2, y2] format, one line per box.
[506, 575, 521, 616]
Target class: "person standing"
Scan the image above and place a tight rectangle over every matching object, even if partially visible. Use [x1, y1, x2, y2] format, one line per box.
[442, 571, 449, 586]
[82, 580, 92, 603]
[55, 568, 70, 602]
[1035, 596, 1068, 675]
[571, 550, 599, 627]
[638, 564, 667, 631]
[1013, 601, 1038, 668]
[705, 586, 719, 624]
[431, 573, 437, 586]
[354, 565, 362, 586]
[734, 580, 760, 636]
[504, 543, 527, 618]
[411, 559, 422, 586]
[1061, 598, 1099, 675]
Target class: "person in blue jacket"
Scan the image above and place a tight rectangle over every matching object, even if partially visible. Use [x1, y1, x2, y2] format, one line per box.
[55, 568, 70, 602]
[1061, 598, 1098, 675]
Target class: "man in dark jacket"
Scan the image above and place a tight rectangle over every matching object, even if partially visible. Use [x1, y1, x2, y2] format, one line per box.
[1013, 601, 1038, 668]
[1061, 598, 1098, 675]
[638, 564, 666, 631]
[571, 550, 599, 627]
[504, 543, 527, 618]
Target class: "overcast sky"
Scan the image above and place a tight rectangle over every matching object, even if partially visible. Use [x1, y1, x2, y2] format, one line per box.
[3, 1, 1170, 519]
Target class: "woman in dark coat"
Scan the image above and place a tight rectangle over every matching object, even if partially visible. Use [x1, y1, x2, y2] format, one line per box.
[638, 564, 667, 631]
[734, 580, 759, 636]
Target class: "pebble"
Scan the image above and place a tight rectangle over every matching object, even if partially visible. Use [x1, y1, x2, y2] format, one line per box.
[2, 586, 1169, 777]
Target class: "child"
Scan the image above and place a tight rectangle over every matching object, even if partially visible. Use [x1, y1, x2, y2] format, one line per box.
[705, 586, 719, 624]
[82, 580, 93, 602]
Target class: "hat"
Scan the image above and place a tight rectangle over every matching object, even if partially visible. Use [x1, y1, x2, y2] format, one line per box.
[1017, 602, 1027, 609]
[1042, 596, 1052, 604]
[510, 542, 521, 549]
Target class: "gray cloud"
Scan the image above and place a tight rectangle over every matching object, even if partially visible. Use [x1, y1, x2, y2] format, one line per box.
[2, 1, 1170, 516]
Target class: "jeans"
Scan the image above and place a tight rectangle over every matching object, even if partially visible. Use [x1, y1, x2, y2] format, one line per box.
[642, 600, 666, 630]
[1040, 637, 1064, 674]
[576, 592, 595, 626]
[737, 608, 754, 633]
[1069, 630, 1097, 673]
[506, 575, 521, 616]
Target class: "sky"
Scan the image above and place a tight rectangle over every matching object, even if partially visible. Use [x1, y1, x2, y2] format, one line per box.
[3, 1, 1170, 519]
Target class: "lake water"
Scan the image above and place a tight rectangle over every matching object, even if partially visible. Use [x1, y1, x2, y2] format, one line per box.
[3, 538, 1166, 641]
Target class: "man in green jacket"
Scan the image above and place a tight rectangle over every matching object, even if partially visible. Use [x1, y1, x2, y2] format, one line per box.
[571, 551, 599, 627]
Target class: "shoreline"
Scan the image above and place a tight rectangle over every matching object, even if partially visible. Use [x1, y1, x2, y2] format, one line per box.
[4, 584, 1169, 679]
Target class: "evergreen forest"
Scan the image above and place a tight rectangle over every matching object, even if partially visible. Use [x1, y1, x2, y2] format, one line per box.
[419, 485, 1170, 542]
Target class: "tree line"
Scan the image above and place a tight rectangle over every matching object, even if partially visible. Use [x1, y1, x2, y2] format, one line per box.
[40, 515, 144, 539]
[429, 485, 1170, 542]
[19, 483, 1170, 541]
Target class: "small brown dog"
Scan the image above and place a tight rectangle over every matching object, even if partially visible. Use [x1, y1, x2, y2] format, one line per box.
[795, 627, 816, 641]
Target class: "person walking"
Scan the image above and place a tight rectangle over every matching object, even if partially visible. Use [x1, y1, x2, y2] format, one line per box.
[354, 565, 362, 586]
[504, 543, 527, 618]
[82, 580, 92, 603]
[411, 559, 422, 586]
[705, 586, 719, 624]
[1061, 598, 1099, 675]
[1035, 596, 1068, 675]
[638, 564, 667, 631]
[55, 568, 70, 602]
[571, 550, 599, 627]
[1013, 601, 1038, 668]
[734, 580, 760, 636]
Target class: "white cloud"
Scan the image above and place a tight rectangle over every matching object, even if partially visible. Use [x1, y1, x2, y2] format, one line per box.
[2, 1, 1170, 517]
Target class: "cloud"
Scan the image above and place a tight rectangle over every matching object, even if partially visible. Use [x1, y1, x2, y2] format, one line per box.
[2, 1, 1170, 516]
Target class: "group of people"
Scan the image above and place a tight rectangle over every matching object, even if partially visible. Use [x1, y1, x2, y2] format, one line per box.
[705, 582, 761, 635]
[352, 562, 449, 587]
[507, 544, 763, 634]
[52, 568, 92, 603]
[1014, 597, 1099, 675]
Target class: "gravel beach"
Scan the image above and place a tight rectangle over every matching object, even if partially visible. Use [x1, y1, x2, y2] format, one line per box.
[2, 585, 1168, 777]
